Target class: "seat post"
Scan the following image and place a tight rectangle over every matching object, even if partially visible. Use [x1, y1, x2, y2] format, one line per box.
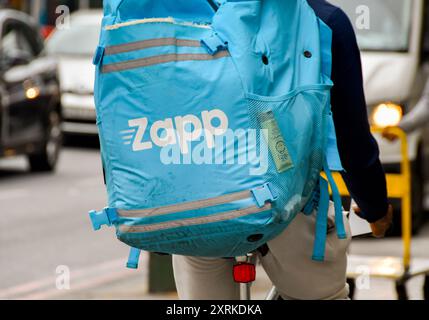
[240, 281, 252, 300]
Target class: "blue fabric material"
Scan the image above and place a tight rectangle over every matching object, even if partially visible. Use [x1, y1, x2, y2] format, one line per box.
[91, 0, 343, 258]
[312, 177, 329, 261]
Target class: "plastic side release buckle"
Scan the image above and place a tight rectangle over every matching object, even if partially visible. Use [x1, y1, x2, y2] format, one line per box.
[88, 208, 117, 231]
[92, 46, 105, 66]
[251, 183, 278, 208]
[233, 263, 256, 283]
[201, 32, 228, 55]
[126, 247, 141, 269]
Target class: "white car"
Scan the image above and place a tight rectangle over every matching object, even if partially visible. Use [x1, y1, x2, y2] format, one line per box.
[46, 10, 102, 135]
[332, 0, 429, 231]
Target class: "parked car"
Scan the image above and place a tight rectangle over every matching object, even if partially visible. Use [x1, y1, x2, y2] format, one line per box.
[332, 0, 429, 232]
[0, 9, 62, 172]
[46, 10, 102, 136]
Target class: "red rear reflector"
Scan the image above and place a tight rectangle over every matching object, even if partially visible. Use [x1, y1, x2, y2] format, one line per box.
[233, 262, 256, 283]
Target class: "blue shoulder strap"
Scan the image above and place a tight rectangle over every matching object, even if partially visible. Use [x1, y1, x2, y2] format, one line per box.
[318, 18, 344, 172]
[311, 18, 347, 262]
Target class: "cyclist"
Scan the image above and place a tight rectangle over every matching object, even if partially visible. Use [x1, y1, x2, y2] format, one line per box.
[173, 0, 393, 300]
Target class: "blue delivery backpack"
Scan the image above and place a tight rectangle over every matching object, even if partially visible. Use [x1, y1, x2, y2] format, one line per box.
[89, 0, 347, 269]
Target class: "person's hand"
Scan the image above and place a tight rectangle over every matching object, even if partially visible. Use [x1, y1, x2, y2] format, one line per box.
[353, 204, 394, 238]
[382, 126, 399, 142]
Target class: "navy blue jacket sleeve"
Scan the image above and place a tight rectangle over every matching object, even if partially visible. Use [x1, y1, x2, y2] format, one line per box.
[308, 1, 389, 222]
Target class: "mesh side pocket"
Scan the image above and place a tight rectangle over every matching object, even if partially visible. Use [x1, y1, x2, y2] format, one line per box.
[247, 88, 330, 222]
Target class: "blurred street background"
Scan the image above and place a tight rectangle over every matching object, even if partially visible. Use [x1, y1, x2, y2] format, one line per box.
[0, 0, 429, 300]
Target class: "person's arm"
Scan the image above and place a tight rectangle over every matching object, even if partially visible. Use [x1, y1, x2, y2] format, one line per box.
[328, 8, 389, 223]
[399, 78, 429, 133]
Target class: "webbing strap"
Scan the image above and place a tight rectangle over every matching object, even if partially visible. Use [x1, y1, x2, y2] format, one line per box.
[127, 247, 141, 269]
[323, 158, 347, 239]
[312, 177, 329, 261]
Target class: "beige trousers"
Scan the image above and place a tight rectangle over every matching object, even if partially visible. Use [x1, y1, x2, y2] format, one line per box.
[173, 202, 352, 300]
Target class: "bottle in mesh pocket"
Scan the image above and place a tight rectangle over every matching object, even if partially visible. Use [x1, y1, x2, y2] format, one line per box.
[258, 111, 294, 173]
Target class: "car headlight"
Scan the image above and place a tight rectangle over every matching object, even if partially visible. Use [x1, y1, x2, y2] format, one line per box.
[371, 103, 403, 128]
